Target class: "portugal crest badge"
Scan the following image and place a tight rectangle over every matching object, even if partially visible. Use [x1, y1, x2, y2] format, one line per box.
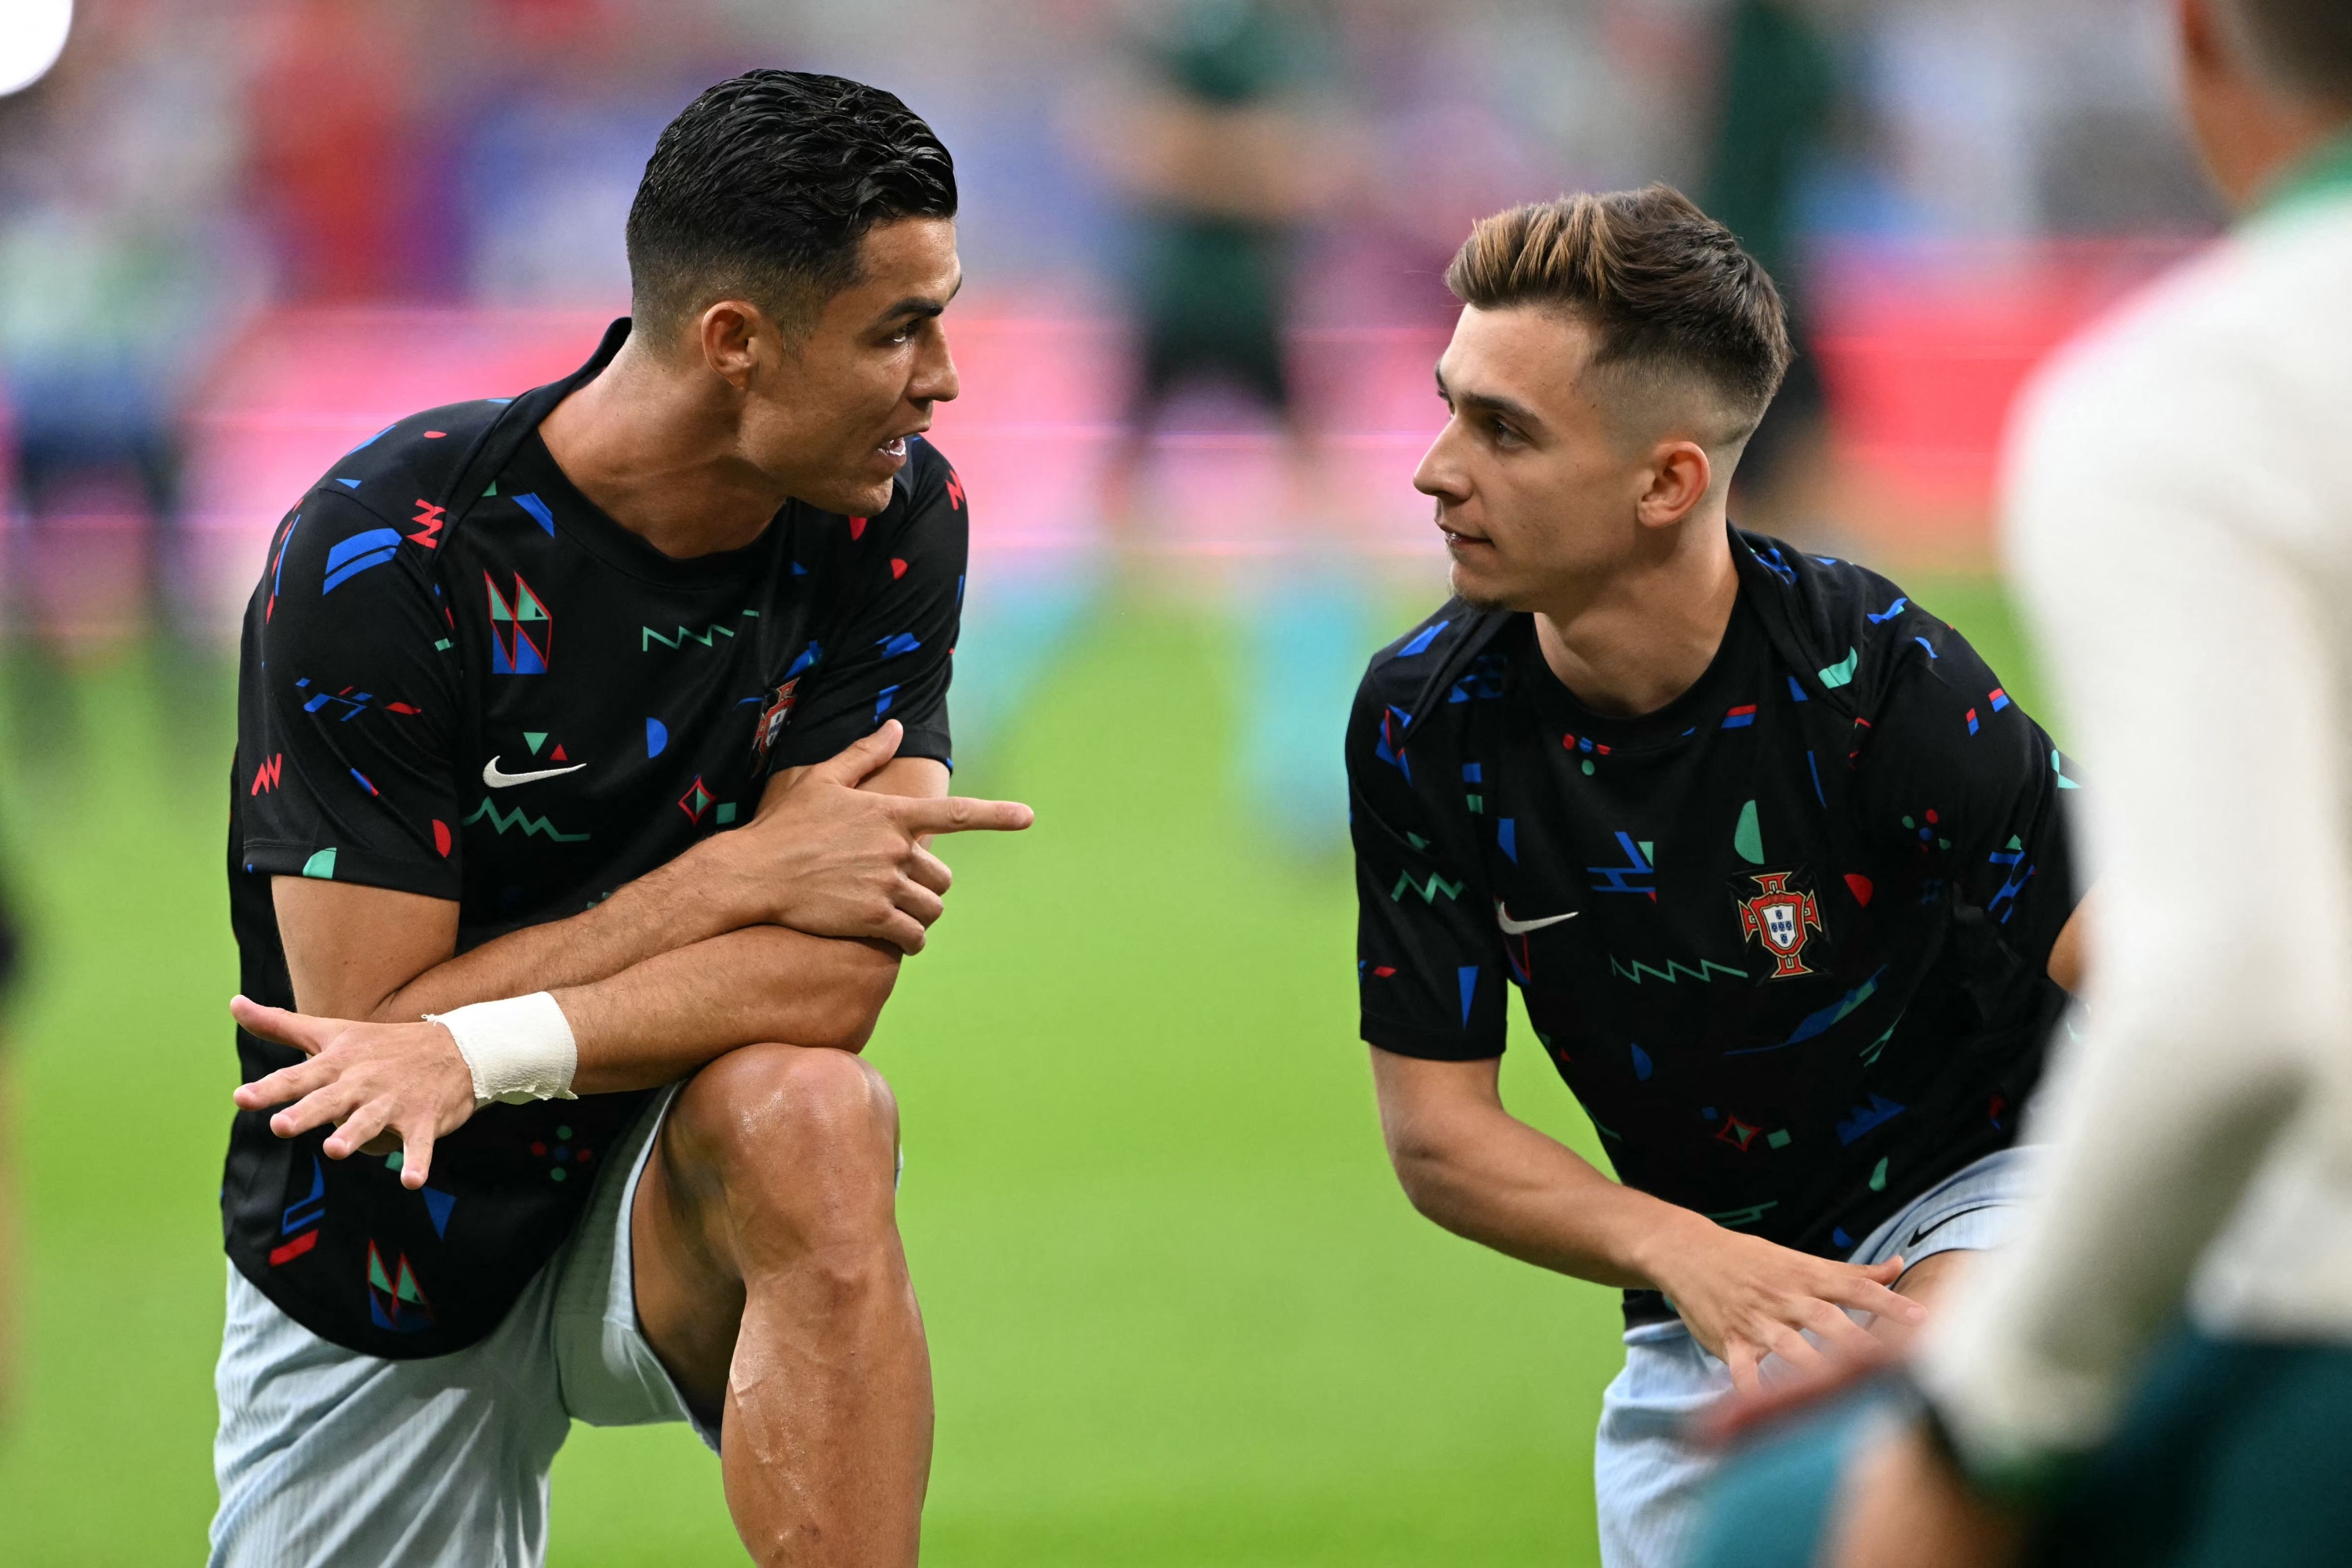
[752, 677, 802, 760]
[1737, 871, 1824, 978]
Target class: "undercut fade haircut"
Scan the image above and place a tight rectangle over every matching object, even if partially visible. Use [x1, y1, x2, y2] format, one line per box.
[626, 70, 956, 337]
[2227, 0, 2352, 103]
[1445, 185, 1792, 445]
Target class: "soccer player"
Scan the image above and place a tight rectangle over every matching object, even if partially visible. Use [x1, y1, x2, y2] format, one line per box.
[1693, 2, 2352, 1563]
[1346, 187, 2087, 1568]
[211, 73, 1032, 1567]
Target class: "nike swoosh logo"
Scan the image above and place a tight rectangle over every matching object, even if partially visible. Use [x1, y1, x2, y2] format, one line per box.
[1496, 902, 1579, 935]
[1905, 1202, 1998, 1251]
[482, 757, 586, 789]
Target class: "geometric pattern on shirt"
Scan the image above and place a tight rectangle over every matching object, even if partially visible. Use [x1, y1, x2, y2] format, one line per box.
[227, 408, 966, 1359]
[366, 1240, 434, 1334]
[485, 572, 551, 675]
[642, 608, 760, 652]
[462, 796, 589, 842]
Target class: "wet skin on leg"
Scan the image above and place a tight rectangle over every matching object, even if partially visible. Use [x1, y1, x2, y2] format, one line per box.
[632, 1043, 931, 1568]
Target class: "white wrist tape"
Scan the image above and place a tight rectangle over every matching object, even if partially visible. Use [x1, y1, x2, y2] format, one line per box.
[425, 992, 579, 1107]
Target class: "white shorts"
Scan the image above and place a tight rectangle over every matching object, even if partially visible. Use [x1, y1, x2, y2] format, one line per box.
[1591, 1145, 2038, 1568]
[209, 1083, 713, 1568]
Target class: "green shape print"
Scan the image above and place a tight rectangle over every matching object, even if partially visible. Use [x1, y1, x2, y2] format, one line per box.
[1733, 800, 1765, 865]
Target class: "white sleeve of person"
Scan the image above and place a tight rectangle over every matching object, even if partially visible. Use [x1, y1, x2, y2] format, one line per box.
[425, 993, 579, 1106]
[1921, 212, 2352, 1485]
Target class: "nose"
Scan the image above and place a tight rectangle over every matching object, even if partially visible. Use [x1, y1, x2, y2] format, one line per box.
[1414, 422, 1468, 505]
[911, 326, 959, 407]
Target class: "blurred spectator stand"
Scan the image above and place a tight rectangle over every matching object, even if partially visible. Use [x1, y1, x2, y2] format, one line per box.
[1809, 234, 2201, 568]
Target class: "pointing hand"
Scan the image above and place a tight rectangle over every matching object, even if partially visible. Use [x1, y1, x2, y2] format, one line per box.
[707, 720, 1033, 952]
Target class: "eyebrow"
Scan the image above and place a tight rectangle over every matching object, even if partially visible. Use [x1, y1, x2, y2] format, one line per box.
[1434, 365, 1543, 430]
[873, 271, 964, 328]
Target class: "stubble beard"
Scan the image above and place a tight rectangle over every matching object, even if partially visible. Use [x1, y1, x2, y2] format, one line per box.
[1448, 560, 1519, 612]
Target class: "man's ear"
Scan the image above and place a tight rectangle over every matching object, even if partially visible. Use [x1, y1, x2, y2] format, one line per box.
[697, 300, 773, 390]
[1635, 439, 1715, 530]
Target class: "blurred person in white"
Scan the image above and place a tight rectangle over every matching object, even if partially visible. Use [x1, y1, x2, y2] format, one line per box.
[1684, 1, 2352, 1563]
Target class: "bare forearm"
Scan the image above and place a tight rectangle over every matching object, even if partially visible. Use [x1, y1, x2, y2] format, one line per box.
[372, 756, 955, 1022]
[1390, 1109, 1709, 1291]
[557, 924, 901, 1093]
[373, 850, 747, 1022]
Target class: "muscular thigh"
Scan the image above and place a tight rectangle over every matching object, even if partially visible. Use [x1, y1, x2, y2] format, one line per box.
[631, 1093, 749, 1412]
[628, 1043, 902, 1410]
[1865, 1249, 1979, 1349]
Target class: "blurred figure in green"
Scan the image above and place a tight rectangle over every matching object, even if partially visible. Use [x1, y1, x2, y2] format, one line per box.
[1705, 0, 1841, 536]
[1095, 0, 1368, 855]
[1097, 0, 1340, 535]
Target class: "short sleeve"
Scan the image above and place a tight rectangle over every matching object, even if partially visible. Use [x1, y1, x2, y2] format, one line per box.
[1852, 607, 2082, 973]
[1348, 671, 1510, 1060]
[771, 440, 966, 771]
[238, 491, 466, 898]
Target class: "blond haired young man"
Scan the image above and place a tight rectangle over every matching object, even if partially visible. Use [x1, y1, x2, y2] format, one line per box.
[1347, 187, 2087, 1567]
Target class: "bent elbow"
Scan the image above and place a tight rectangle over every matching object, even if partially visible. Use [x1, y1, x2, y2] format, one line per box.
[808, 946, 900, 1053]
[1382, 1134, 1457, 1223]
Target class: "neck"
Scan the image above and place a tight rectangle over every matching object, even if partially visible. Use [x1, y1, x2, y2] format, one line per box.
[2245, 111, 2352, 211]
[1529, 509, 1740, 717]
[538, 339, 792, 559]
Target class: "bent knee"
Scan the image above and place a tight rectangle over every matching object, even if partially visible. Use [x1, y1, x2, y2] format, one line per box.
[678, 1043, 899, 1188]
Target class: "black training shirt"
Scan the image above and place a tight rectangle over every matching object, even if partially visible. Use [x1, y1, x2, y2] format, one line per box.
[1350, 531, 2079, 1321]
[225, 321, 964, 1357]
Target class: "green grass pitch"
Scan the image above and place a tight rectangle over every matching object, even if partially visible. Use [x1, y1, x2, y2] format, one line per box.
[0, 575, 2042, 1564]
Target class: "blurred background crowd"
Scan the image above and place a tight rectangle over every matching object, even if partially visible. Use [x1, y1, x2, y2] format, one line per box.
[0, 0, 2216, 694]
[0, 3, 2230, 1563]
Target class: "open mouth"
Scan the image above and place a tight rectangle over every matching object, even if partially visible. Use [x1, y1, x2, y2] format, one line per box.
[1439, 524, 1492, 550]
[877, 423, 929, 463]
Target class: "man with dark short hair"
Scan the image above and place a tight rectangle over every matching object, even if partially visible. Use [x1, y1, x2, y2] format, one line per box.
[1345, 186, 2088, 1567]
[210, 71, 1031, 1567]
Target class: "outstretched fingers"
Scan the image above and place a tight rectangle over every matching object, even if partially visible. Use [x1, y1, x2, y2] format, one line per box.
[230, 995, 341, 1058]
[1824, 1263, 1928, 1328]
[896, 793, 1035, 838]
[323, 1102, 390, 1161]
[397, 1120, 438, 1189]
[1724, 1340, 1764, 1396]
[236, 1053, 342, 1112]
[270, 1081, 361, 1142]
[1765, 1325, 1827, 1377]
[1798, 1297, 1882, 1359]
